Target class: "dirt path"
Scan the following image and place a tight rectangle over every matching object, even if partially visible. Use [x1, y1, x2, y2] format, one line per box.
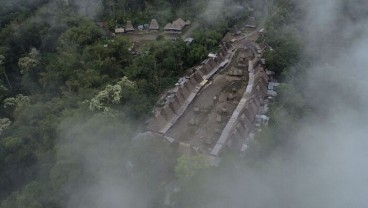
[121, 33, 180, 42]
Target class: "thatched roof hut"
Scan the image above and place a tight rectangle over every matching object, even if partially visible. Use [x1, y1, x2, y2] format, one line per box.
[174, 18, 186, 29]
[149, 19, 160, 31]
[125, 20, 135, 32]
[164, 18, 190, 32]
[164, 23, 172, 31]
[170, 21, 182, 31]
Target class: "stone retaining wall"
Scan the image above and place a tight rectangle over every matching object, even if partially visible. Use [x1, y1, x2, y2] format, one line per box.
[210, 53, 269, 157]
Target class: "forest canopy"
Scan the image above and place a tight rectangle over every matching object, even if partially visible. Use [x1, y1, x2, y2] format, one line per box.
[0, 0, 309, 207]
[0, 0, 249, 206]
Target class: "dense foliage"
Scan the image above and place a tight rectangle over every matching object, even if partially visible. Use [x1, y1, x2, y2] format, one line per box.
[0, 0, 311, 206]
[0, 0, 243, 207]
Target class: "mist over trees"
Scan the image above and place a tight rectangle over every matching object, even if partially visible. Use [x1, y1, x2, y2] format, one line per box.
[176, 0, 368, 207]
[0, 0, 245, 206]
[2, 0, 366, 207]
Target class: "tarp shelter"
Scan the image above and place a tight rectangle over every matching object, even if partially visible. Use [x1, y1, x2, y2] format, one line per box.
[115, 27, 124, 33]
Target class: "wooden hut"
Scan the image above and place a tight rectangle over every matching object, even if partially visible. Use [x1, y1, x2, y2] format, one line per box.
[164, 18, 190, 33]
[174, 18, 186, 29]
[125, 20, 135, 33]
[164, 23, 172, 32]
[149, 19, 160, 31]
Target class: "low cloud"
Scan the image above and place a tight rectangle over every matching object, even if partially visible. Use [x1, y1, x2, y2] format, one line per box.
[179, 0, 368, 207]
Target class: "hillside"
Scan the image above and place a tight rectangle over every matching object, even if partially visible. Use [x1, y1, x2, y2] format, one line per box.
[0, 0, 256, 207]
[1, 0, 368, 208]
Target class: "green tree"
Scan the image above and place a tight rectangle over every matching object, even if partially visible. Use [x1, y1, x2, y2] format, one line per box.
[128, 134, 176, 186]
[263, 31, 301, 75]
[18, 48, 40, 75]
[0, 180, 56, 208]
[0, 55, 11, 89]
[89, 76, 138, 114]
[57, 19, 103, 48]
[175, 154, 209, 182]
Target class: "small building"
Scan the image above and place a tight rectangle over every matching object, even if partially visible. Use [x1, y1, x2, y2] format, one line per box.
[114, 27, 124, 34]
[208, 53, 217, 58]
[255, 115, 269, 126]
[177, 77, 187, 86]
[267, 90, 277, 97]
[261, 58, 266, 65]
[164, 23, 172, 32]
[240, 143, 248, 152]
[137, 25, 144, 31]
[174, 18, 186, 29]
[164, 18, 190, 33]
[169, 21, 182, 32]
[149, 19, 160, 31]
[125, 20, 135, 33]
[184, 37, 194, 44]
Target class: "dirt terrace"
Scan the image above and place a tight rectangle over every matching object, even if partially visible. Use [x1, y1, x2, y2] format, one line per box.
[166, 48, 254, 154]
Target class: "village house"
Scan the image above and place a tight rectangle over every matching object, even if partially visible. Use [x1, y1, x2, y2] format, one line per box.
[125, 20, 135, 33]
[149, 19, 160, 32]
[174, 18, 186, 29]
[164, 18, 191, 33]
[184, 37, 194, 45]
[164, 23, 172, 31]
[169, 21, 181, 32]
